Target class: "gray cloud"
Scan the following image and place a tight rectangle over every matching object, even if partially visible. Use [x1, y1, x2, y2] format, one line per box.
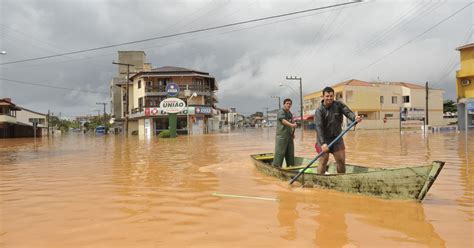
[1, 0, 472, 117]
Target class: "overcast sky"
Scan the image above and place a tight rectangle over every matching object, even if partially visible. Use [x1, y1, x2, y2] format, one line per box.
[0, 0, 472, 117]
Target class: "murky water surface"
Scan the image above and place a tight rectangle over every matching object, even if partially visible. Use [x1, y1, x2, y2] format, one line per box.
[1, 129, 473, 247]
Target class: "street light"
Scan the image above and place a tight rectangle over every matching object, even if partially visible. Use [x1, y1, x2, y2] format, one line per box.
[0, 51, 6, 55]
[286, 76, 303, 137]
[279, 83, 299, 97]
[271, 95, 281, 109]
[187, 92, 198, 135]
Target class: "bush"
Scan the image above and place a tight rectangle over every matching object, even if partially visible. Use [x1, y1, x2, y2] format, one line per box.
[158, 130, 171, 138]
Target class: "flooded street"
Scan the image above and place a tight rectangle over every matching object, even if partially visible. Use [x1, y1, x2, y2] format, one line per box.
[1, 128, 473, 247]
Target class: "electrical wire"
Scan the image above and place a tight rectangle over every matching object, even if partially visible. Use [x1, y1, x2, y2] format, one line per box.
[0, 1, 362, 66]
[0, 77, 109, 94]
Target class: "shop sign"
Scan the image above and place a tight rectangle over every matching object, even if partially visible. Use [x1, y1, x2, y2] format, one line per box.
[160, 98, 186, 113]
[145, 107, 189, 116]
[195, 107, 212, 115]
[467, 102, 474, 111]
[165, 83, 180, 97]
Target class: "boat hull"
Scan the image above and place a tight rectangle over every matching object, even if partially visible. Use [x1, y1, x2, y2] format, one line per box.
[250, 153, 444, 201]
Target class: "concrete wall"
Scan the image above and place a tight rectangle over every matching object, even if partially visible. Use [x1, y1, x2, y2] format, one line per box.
[345, 85, 381, 111]
[128, 120, 139, 135]
[110, 78, 123, 119]
[16, 109, 47, 127]
[456, 46, 474, 98]
[118, 51, 146, 75]
[138, 119, 145, 136]
[133, 77, 145, 110]
[458, 102, 474, 130]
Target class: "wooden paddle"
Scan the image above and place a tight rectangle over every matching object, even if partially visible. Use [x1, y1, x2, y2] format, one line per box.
[289, 120, 358, 185]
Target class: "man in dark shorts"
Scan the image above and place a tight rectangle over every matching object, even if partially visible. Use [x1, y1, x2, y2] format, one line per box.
[315, 87, 362, 174]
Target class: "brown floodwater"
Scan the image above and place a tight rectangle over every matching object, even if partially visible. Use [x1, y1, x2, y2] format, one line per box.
[0, 128, 472, 247]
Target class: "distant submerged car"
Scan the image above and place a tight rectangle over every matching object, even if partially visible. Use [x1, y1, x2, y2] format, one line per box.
[95, 126, 106, 134]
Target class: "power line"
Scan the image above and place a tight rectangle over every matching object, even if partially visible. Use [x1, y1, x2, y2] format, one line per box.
[0, 1, 362, 66]
[4, 1, 359, 70]
[347, 2, 473, 80]
[327, 1, 445, 83]
[0, 77, 108, 94]
[432, 26, 474, 87]
[358, 1, 445, 55]
[355, 1, 434, 55]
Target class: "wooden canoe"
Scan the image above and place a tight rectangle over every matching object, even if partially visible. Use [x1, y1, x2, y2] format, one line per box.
[250, 153, 444, 201]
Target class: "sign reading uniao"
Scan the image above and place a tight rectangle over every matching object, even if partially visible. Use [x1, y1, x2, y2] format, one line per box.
[165, 83, 180, 97]
[159, 98, 186, 113]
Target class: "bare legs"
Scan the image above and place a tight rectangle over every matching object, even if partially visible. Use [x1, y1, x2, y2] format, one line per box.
[317, 150, 346, 174]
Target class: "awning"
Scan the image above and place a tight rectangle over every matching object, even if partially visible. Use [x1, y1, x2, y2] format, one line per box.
[293, 114, 314, 121]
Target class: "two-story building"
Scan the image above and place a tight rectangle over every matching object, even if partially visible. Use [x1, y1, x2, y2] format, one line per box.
[126, 66, 218, 136]
[456, 43, 474, 130]
[0, 98, 48, 138]
[110, 51, 151, 133]
[303, 80, 444, 129]
[266, 109, 278, 127]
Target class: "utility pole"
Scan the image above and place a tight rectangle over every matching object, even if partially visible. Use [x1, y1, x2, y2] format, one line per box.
[113, 62, 134, 136]
[286, 76, 303, 138]
[264, 107, 269, 124]
[96, 102, 107, 124]
[47, 109, 50, 136]
[271, 96, 281, 109]
[425, 81, 429, 126]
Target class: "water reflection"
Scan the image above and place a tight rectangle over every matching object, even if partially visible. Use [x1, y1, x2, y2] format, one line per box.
[275, 190, 446, 247]
[0, 129, 472, 247]
[277, 191, 298, 241]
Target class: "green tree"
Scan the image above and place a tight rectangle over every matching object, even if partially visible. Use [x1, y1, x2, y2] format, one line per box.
[443, 100, 457, 113]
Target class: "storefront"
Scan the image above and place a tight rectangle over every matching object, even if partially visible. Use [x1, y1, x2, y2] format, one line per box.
[131, 106, 213, 136]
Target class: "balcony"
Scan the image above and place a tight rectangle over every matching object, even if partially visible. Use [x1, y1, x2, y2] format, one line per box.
[0, 115, 17, 124]
[145, 85, 166, 92]
[131, 107, 144, 114]
[144, 85, 214, 97]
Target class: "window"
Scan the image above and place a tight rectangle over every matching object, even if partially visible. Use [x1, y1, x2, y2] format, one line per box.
[380, 96, 384, 104]
[138, 80, 141, 89]
[391, 96, 397, 104]
[403, 96, 410, 103]
[138, 97, 143, 109]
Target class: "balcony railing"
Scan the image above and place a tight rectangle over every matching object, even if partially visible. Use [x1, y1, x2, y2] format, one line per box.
[145, 85, 213, 93]
[131, 107, 144, 114]
[145, 85, 166, 92]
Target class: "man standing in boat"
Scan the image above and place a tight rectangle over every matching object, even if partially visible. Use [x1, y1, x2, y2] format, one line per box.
[315, 87, 362, 174]
[273, 98, 298, 168]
